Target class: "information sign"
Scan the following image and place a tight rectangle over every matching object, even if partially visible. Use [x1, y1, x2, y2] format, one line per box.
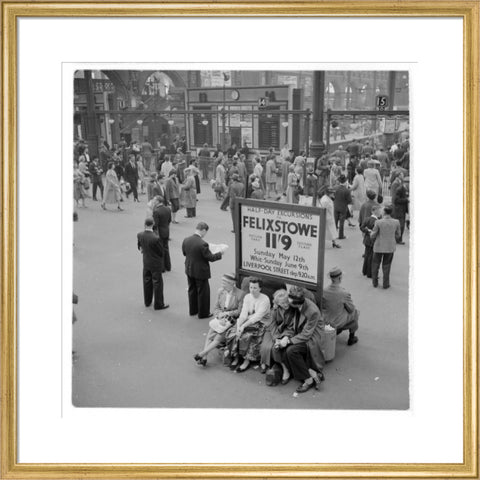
[376, 95, 389, 111]
[235, 199, 326, 292]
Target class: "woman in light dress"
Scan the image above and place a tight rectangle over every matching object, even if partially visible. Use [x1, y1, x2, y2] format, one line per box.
[73, 161, 86, 208]
[101, 162, 123, 211]
[136, 156, 147, 195]
[285, 165, 299, 204]
[350, 167, 366, 213]
[318, 187, 341, 248]
[181, 167, 197, 218]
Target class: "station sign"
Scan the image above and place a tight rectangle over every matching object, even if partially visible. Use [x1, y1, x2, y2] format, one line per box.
[258, 97, 269, 107]
[376, 95, 389, 111]
[234, 199, 326, 292]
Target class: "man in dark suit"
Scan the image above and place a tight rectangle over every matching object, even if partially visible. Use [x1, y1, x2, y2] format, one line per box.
[360, 204, 382, 278]
[333, 175, 352, 240]
[370, 204, 401, 289]
[125, 154, 139, 202]
[358, 189, 380, 229]
[152, 197, 172, 272]
[182, 222, 224, 319]
[137, 218, 169, 310]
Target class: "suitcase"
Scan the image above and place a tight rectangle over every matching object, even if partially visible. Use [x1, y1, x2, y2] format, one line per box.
[322, 325, 337, 362]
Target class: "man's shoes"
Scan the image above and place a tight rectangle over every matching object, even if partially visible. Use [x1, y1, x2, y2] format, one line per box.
[347, 335, 359, 346]
[372, 280, 378, 288]
[332, 242, 341, 248]
[348, 222, 356, 227]
[155, 304, 170, 310]
[199, 313, 213, 319]
[383, 285, 390, 290]
[397, 241, 405, 245]
[337, 236, 347, 240]
[296, 380, 316, 393]
[281, 375, 291, 385]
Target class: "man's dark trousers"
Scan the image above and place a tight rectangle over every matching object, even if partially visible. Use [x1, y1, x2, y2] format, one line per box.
[160, 238, 171, 271]
[127, 182, 138, 201]
[92, 178, 104, 200]
[220, 193, 230, 210]
[362, 245, 374, 278]
[273, 343, 310, 381]
[334, 209, 347, 238]
[187, 275, 210, 318]
[396, 215, 406, 242]
[372, 252, 394, 287]
[143, 269, 164, 309]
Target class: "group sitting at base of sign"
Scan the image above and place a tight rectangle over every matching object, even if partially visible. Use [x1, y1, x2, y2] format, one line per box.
[193, 268, 360, 394]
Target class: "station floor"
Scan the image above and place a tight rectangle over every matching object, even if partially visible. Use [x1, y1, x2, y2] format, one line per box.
[72, 181, 409, 409]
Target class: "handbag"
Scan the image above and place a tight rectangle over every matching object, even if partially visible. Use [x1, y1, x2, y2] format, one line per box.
[265, 364, 283, 387]
[209, 317, 232, 334]
[82, 177, 90, 190]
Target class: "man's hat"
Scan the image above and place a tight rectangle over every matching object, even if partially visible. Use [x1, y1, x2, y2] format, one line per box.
[222, 273, 236, 283]
[329, 266, 342, 278]
[231, 173, 240, 181]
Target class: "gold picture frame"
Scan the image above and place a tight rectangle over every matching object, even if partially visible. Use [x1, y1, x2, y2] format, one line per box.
[1, 1, 478, 478]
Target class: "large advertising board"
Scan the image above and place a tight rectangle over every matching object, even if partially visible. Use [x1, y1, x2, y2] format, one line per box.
[235, 199, 326, 292]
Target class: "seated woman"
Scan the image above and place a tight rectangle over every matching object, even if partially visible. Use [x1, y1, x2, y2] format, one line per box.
[224, 277, 271, 372]
[259, 289, 291, 374]
[194, 273, 245, 367]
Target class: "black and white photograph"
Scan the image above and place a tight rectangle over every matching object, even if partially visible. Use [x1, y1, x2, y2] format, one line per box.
[72, 68, 410, 409]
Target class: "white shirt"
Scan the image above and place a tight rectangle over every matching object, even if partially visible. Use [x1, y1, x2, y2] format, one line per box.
[238, 293, 270, 325]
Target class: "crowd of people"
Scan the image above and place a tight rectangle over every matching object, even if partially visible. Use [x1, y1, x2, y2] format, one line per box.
[74, 132, 409, 394]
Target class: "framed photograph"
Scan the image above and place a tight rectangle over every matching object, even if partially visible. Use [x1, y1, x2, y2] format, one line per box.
[1, 1, 478, 478]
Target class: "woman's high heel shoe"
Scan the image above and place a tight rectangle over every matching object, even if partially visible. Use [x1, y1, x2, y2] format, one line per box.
[332, 241, 341, 248]
[101, 203, 106, 210]
[118, 206, 124, 211]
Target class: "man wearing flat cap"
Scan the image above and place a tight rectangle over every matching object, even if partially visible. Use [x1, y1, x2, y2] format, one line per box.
[227, 173, 245, 233]
[272, 286, 326, 393]
[370, 204, 401, 289]
[322, 267, 359, 345]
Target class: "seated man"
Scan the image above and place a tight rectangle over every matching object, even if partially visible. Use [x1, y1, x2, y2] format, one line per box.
[322, 267, 359, 345]
[272, 286, 326, 393]
[194, 273, 245, 367]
